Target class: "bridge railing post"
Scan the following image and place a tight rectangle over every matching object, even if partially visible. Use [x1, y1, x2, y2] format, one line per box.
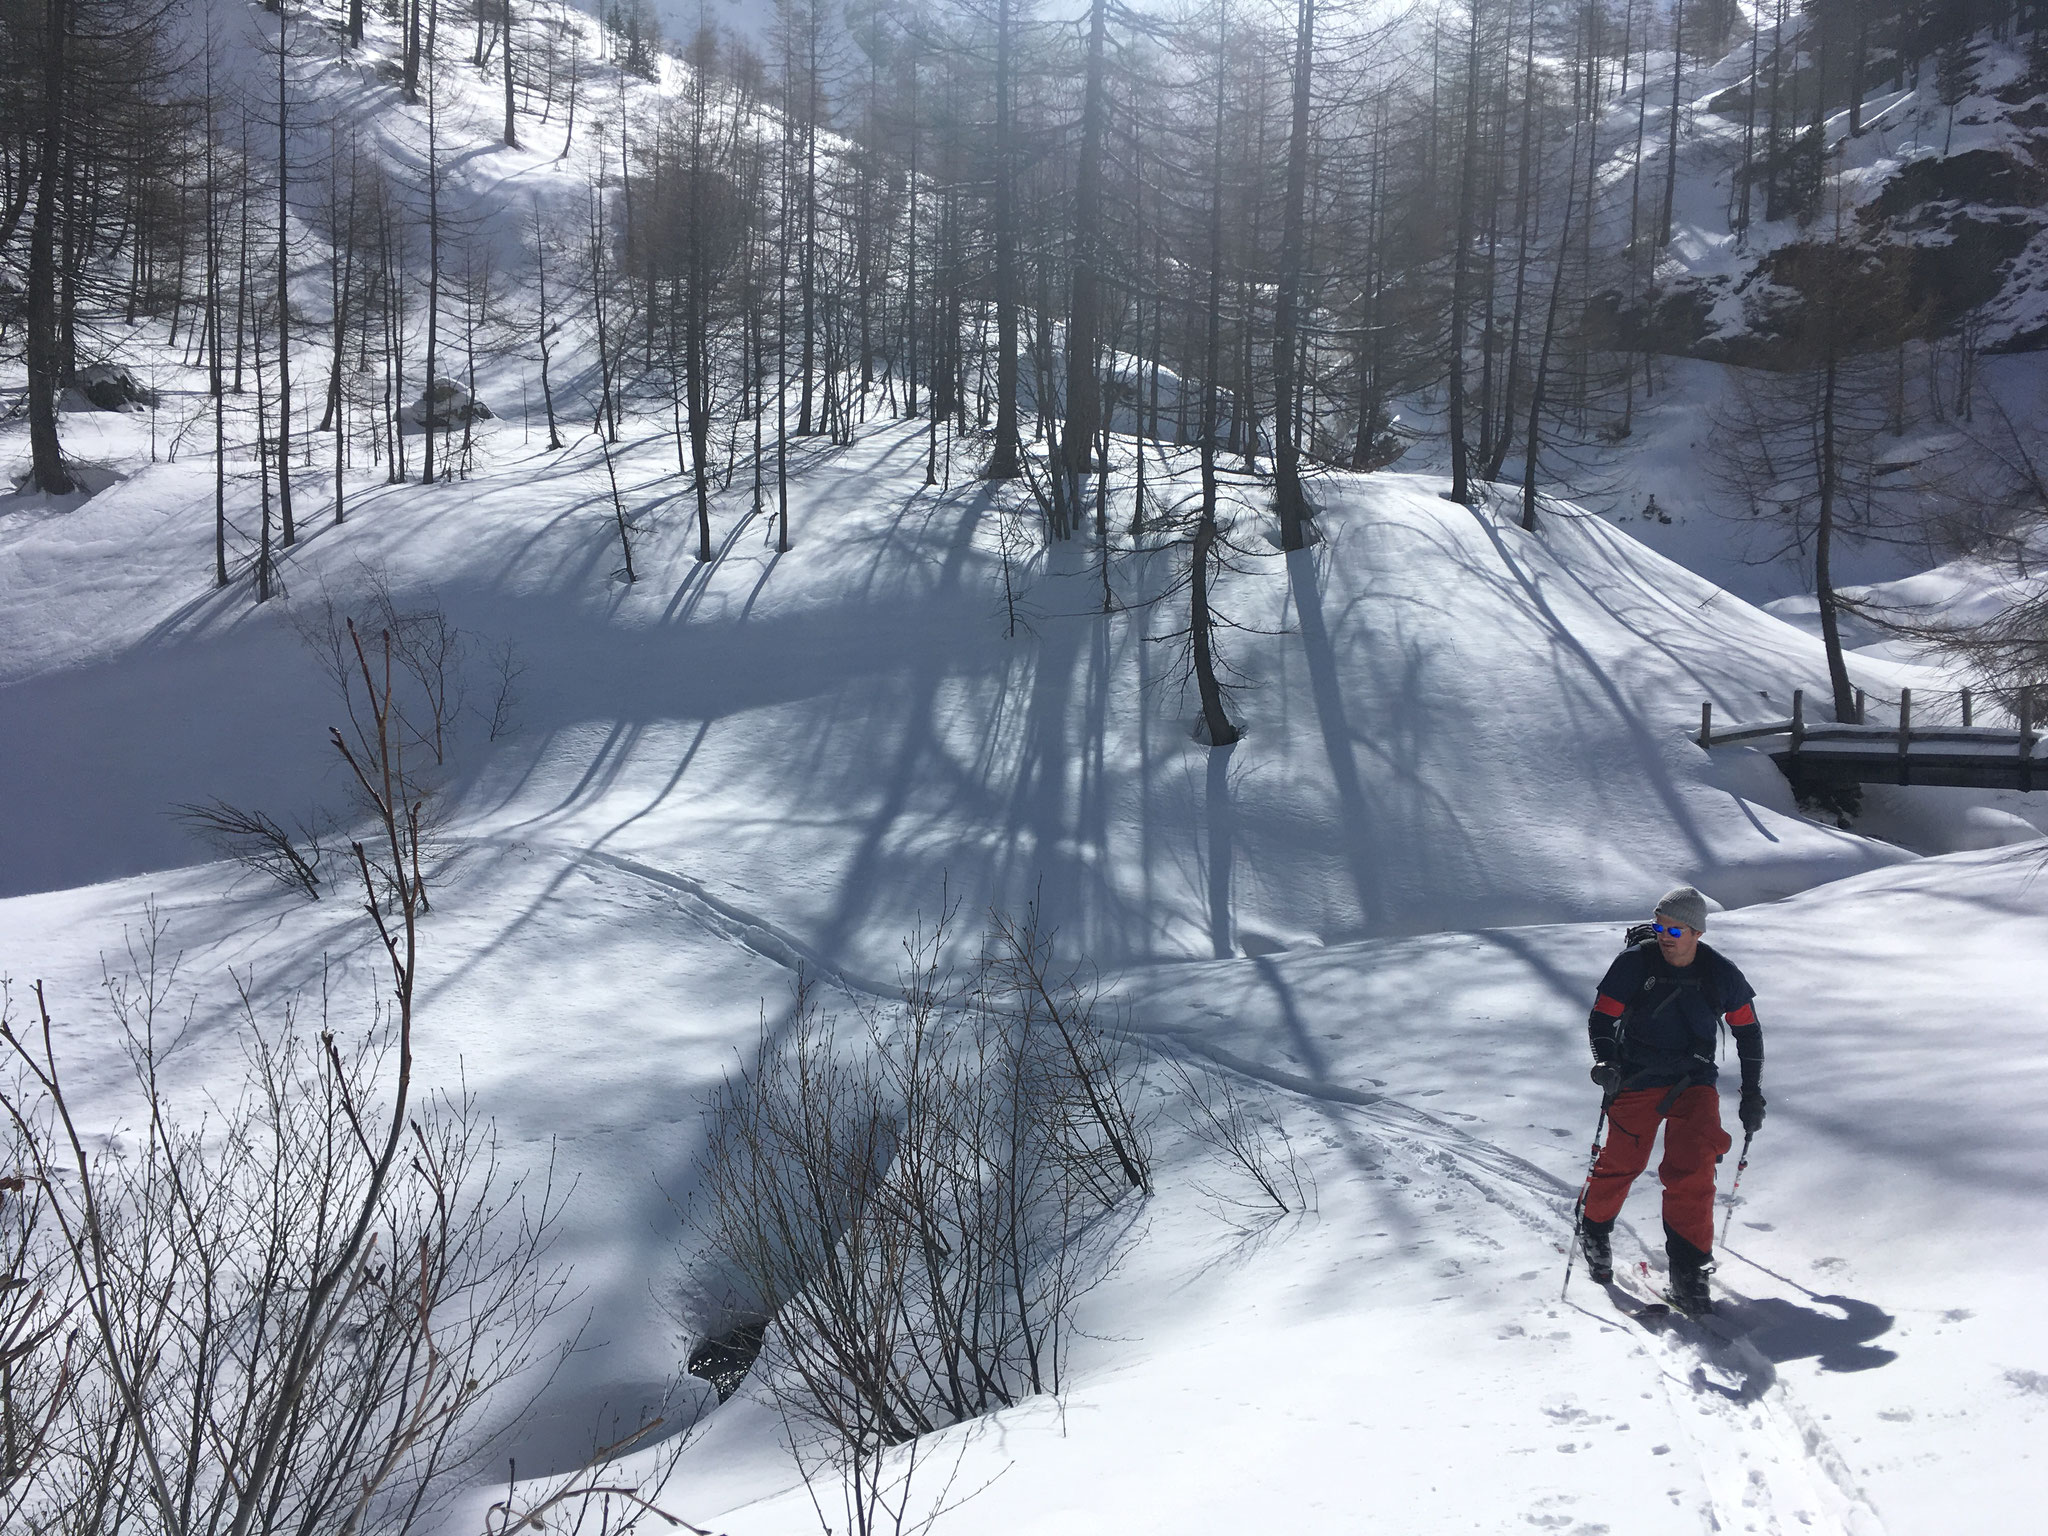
[1791, 690, 1804, 754]
[1699, 701, 1712, 750]
[1961, 687, 1973, 728]
[1898, 687, 1912, 787]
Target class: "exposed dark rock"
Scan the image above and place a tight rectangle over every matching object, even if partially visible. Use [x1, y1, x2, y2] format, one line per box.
[1903, 211, 2042, 326]
[686, 1319, 768, 1403]
[1597, 280, 1728, 356]
[1865, 148, 2047, 223]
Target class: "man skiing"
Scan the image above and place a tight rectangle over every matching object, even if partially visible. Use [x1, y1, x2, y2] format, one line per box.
[1577, 885, 1765, 1315]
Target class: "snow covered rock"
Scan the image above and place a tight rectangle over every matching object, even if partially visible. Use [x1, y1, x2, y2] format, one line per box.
[74, 362, 156, 412]
[404, 376, 495, 431]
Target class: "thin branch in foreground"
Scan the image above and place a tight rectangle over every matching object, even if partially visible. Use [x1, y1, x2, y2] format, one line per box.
[1161, 1051, 1314, 1217]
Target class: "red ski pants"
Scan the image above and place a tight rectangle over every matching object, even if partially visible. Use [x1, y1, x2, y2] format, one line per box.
[1582, 1085, 1732, 1256]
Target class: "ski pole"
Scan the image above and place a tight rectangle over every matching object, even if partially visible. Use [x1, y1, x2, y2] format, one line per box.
[1561, 1090, 1615, 1300]
[1718, 1128, 1754, 1248]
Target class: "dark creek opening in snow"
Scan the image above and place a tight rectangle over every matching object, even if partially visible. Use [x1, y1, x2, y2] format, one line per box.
[687, 1320, 769, 1403]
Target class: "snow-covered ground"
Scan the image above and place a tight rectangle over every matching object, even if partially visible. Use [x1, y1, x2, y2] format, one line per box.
[5, 384, 2046, 1533]
[5, 5, 2047, 1532]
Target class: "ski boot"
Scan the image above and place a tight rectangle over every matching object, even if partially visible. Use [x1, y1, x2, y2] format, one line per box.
[1578, 1216, 1615, 1284]
[1665, 1259, 1714, 1317]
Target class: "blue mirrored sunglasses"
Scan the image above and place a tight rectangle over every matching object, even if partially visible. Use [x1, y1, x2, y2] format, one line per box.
[1650, 921, 1689, 938]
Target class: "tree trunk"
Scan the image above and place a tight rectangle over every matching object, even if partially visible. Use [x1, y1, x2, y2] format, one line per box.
[404, 0, 422, 104]
[1194, 0, 1238, 749]
[798, 25, 818, 435]
[26, 0, 72, 493]
[1658, 0, 1683, 247]
[688, 83, 713, 561]
[255, 319, 273, 603]
[1849, 6, 1867, 136]
[1521, 119, 1580, 532]
[1737, 0, 1758, 237]
[1486, 3, 1537, 481]
[1814, 358, 1857, 722]
[328, 135, 356, 525]
[987, 0, 1022, 479]
[534, 198, 561, 448]
[207, 83, 226, 582]
[502, 0, 518, 146]
[1061, 0, 1109, 523]
[422, 84, 441, 484]
[276, 6, 294, 545]
[1271, 0, 1315, 546]
[1447, 0, 1484, 503]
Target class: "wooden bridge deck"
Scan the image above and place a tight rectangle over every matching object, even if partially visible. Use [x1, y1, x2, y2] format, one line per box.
[1698, 688, 2043, 792]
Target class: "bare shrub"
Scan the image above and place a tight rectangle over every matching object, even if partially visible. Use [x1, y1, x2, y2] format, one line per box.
[1849, 386, 2048, 698]
[982, 904, 1149, 1204]
[293, 583, 517, 907]
[0, 626, 579, 1536]
[295, 575, 471, 775]
[172, 798, 331, 898]
[480, 1395, 709, 1536]
[482, 638, 527, 742]
[1160, 1052, 1314, 1220]
[0, 1095, 76, 1535]
[180, 576, 521, 905]
[0, 956, 573, 1536]
[687, 904, 1147, 1531]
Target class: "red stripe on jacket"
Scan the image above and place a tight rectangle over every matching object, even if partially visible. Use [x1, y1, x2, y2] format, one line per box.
[1592, 993, 1627, 1018]
[1725, 1002, 1757, 1028]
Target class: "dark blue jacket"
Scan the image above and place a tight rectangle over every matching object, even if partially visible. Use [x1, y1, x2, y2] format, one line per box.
[1588, 941, 1761, 1090]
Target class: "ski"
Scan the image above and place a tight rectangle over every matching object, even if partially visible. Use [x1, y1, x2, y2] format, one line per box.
[1611, 1268, 1755, 1363]
[1601, 1277, 1672, 1327]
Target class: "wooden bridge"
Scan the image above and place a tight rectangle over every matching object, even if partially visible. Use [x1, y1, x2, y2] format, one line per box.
[1698, 687, 2043, 793]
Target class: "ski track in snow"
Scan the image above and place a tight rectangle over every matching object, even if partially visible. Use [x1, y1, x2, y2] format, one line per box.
[508, 838, 1892, 1535]
[1209, 1044, 1888, 1536]
[479, 835, 902, 1002]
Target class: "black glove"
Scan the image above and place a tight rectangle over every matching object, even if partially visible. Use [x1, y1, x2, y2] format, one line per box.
[1590, 1061, 1622, 1095]
[1739, 1088, 1766, 1134]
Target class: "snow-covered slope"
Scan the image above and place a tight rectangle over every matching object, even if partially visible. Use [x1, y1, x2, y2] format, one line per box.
[4, 397, 2046, 1531]
[0, 418, 1945, 946]
[4, 5, 2046, 1530]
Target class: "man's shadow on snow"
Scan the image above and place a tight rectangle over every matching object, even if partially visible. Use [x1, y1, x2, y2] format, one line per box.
[1723, 1283, 1899, 1373]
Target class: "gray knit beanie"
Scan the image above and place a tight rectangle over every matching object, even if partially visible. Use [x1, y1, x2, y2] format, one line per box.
[1655, 885, 1709, 933]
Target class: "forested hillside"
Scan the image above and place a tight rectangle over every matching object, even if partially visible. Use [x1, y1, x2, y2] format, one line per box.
[6, 0, 2044, 713]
